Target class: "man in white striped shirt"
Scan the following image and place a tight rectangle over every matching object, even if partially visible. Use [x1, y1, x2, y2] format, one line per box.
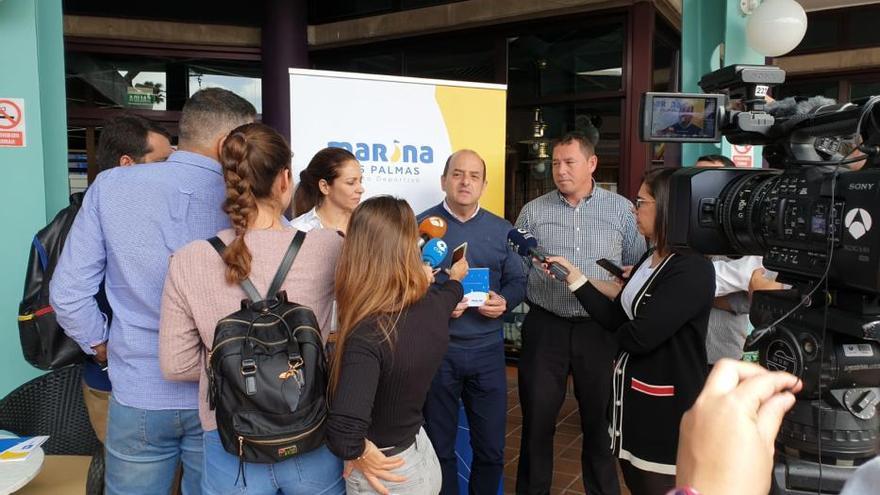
[514, 132, 646, 495]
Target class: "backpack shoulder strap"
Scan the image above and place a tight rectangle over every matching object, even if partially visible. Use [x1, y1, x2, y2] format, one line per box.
[267, 230, 306, 298]
[36, 200, 84, 302]
[207, 236, 262, 303]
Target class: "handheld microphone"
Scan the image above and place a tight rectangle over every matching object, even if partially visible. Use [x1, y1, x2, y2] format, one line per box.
[422, 238, 448, 268]
[417, 216, 448, 248]
[507, 228, 570, 281]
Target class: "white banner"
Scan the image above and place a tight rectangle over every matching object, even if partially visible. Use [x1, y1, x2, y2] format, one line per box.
[289, 69, 507, 216]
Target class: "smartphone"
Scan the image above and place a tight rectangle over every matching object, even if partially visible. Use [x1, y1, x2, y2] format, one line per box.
[451, 242, 468, 264]
[596, 258, 625, 279]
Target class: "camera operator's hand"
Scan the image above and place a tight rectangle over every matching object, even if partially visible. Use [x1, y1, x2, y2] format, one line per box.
[749, 268, 785, 299]
[676, 359, 802, 495]
[713, 295, 734, 312]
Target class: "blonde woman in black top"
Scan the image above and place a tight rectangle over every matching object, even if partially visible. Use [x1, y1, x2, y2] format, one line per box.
[547, 167, 714, 495]
[325, 196, 469, 495]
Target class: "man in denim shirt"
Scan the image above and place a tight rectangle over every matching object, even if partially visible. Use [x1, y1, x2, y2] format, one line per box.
[51, 88, 255, 494]
[81, 113, 173, 446]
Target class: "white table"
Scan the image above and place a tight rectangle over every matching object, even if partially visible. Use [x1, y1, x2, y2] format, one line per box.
[0, 433, 44, 495]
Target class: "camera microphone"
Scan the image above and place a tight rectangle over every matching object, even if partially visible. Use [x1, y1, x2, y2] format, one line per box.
[766, 96, 838, 118]
[421, 238, 448, 269]
[417, 216, 448, 248]
[507, 228, 570, 281]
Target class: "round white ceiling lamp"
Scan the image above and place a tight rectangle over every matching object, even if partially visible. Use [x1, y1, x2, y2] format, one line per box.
[745, 0, 808, 57]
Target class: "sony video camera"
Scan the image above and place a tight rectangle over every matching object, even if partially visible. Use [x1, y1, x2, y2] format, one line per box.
[641, 64, 880, 494]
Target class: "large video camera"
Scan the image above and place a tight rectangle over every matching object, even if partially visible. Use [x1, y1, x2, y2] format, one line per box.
[641, 65, 880, 494]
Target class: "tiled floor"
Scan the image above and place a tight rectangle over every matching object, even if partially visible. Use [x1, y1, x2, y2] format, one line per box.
[502, 367, 631, 495]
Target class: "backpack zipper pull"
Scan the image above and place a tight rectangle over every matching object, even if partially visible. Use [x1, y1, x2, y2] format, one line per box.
[279, 363, 296, 381]
[235, 436, 247, 487]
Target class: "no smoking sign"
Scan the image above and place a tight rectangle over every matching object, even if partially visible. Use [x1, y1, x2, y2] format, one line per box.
[0, 98, 26, 148]
[731, 143, 753, 168]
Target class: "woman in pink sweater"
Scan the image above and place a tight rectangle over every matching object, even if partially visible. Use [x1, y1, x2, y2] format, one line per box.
[159, 122, 345, 495]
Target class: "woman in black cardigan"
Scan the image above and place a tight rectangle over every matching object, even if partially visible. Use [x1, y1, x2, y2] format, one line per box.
[547, 167, 715, 495]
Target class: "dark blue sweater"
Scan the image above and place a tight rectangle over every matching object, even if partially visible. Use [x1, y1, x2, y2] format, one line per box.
[418, 204, 527, 348]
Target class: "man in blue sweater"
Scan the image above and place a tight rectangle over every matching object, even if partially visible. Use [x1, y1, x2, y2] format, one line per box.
[419, 149, 527, 495]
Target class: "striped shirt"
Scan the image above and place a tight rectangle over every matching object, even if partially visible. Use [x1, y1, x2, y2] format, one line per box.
[514, 185, 646, 318]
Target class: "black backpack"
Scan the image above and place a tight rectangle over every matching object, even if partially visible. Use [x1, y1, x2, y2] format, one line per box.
[17, 192, 88, 370]
[206, 231, 328, 470]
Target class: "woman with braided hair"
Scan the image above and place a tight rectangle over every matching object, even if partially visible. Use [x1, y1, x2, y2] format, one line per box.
[159, 122, 345, 494]
[290, 147, 364, 233]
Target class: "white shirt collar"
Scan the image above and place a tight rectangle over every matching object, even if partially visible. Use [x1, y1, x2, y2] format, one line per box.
[442, 200, 481, 223]
[289, 207, 323, 232]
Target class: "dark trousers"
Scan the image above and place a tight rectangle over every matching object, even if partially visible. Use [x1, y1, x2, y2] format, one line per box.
[424, 341, 507, 495]
[515, 305, 620, 495]
[619, 459, 675, 495]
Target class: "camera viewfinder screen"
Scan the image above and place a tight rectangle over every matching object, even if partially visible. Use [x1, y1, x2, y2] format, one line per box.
[811, 215, 827, 235]
[650, 97, 718, 140]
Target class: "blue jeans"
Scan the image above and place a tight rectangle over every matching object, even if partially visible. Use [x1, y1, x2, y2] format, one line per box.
[423, 342, 507, 495]
[105, 396, 203, 495]
[202, 429, 345, 495]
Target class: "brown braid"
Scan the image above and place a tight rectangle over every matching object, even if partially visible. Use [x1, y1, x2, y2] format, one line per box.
[220, 132, 256, 283]
[218, 124, 292, 285]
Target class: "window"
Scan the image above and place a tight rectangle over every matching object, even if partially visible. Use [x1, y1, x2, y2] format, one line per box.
[66, 53, 171, 111]
[67, 127, 89, 195]
[652, 20, 679, 92]
[795, 13, 840, 53]
[851, 81, 880, 101]
[312, 17, 629, 222]
[188, 63, 262, 113]
[310, 0, 392, 23]
[308, 0, 465, 24]
[65, 52, 262, 192]
[774, 79, 839, 101]
[405, 40, 495, 83]
[774, 75, 880, 104]
[508, 22, 625, 101]
[315, 52, 403, 77]
[506, 99, 622, 217]
[312, 35, 495, 84]
[789, 5, 880, 55]
[400, 0, 461, 8]
[846, 9, 880, 48]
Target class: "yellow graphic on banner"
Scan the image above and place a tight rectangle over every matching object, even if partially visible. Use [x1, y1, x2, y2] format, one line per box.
[390, 140, 402, 163]
[435, 86, 507, 217]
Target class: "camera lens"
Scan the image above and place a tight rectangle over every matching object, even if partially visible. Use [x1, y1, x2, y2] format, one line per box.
[718, 171, 782, 254]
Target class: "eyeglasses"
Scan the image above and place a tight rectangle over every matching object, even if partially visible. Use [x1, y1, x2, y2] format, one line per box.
[634, 198, 655, 210]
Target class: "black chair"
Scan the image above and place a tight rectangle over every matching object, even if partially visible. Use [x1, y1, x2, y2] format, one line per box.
[0, 366, 104, 494]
